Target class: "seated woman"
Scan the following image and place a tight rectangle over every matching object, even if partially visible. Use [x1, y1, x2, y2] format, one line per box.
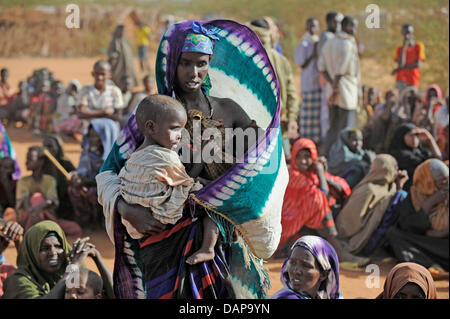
[335, 154, 409, 257]
[388, 123, 442, 191]
[2, 221, 113, 299]
[68, 118, 119, 229]
[42, 134, 77, 222]
[386, 159, 449, 280]
[278, 138, 369, 266]
[376, 262, 437, 299]
[272, 235, 342, 299]
[16, 146, 81, 238]
[327, 127, 376, 188]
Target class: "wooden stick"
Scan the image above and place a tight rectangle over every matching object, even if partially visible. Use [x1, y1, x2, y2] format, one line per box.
[43, 148, 71, 180]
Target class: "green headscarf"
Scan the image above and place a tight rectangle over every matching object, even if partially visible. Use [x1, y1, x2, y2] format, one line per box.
[3, 221, 72, 299]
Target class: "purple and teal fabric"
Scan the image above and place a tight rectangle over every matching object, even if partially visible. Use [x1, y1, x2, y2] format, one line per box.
[272, 236, 343, 299]
[101, 19, 288, 299]
[0, 122, 21, 180]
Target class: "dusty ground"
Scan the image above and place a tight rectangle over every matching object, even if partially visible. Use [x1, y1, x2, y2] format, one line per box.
[1, 57, 448, 299]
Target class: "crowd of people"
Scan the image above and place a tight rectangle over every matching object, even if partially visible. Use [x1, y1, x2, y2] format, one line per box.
[0, 11, 448, 300]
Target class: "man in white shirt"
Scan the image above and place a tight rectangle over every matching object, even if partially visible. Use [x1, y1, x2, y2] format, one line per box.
[318, 16, 360, 156]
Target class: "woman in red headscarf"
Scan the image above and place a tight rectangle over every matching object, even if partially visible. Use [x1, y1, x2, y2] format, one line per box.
[277, 138, 370, 266]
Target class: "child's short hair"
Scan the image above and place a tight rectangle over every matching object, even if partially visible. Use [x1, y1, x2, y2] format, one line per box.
[93, 60, 111, 71]
[135, 94, 185, 133]
[80, 268, 103, 296]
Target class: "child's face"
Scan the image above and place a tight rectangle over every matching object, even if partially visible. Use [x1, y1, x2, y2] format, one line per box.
[39, 235, 65, 274]
[92, 65, 110, 90]
[150, 109, 187, 150]
[120, 77, 133, 92]
[402, 25, 414, 41]
[295, 149, 313, 172]
[347, 132, 363, 153]
[65, 273, 101, 299]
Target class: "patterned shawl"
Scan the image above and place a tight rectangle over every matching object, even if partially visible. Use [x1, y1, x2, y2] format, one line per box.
[272, 235, 342, 299]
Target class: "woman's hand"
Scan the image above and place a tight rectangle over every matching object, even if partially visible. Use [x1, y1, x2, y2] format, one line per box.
[394, 169, 409, 190]
[117, 199, 166, 236]
[1, 221, 24, 243]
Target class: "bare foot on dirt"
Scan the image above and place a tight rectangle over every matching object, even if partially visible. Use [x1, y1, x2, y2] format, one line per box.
[186, 249, 215, 265]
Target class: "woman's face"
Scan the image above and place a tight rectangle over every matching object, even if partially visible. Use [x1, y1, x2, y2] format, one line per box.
[295, 149, 313, 172]
[175, 52, 210, 94]
[404, 130, 420, 148]
[287, 246, 324, 297]
[347, 132, 363, 153]
[435, 175, 449, 192]
[25, 150, 42, 171]
[39, 235, 65, 274]
[393, 282, 425, 299]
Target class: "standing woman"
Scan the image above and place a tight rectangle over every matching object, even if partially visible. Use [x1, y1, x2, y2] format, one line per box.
[96, 20, 288, 299]
[108, 24, 138, 88]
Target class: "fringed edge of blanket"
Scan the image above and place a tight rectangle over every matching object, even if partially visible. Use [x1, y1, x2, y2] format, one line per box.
[188, 194, 271, 299]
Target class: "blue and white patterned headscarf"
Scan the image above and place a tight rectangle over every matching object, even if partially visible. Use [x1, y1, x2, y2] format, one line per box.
[273, 235, 342, 299]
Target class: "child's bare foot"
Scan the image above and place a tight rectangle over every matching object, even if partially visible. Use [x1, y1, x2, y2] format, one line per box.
[186, 249, 215, 265]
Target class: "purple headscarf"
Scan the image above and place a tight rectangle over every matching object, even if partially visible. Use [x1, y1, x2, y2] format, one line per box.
[272, 235, 342, 299]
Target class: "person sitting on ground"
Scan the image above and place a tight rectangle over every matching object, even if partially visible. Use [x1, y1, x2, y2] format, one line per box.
[0, 121, 22, 181]
[0, 81, 29, 124]
[42, 134, 77, 222]
[277, 138, 370, 267]
[119, 74, 134, 113]
[68, 119, 120, 229]
[335, 154, 409, 257]
[386, 159, 449, 280]
[0, 157, 18, 221]
[366, 89, 398, 152]
[118, 95, 218, 265]
[434, 90, 449, 161]
[75, 60, 124, 126]
[16, 146, 81, 238]
[53, 80, 83, 139]
[388, 123, 442, 191]
[2, 221, 108, 299]
[327, 127, 376, 188]
[423, 84, 443, 115]
[0, 218, 23, 297]
[272, 235, 342, 299]
[376, 262, 437, 299]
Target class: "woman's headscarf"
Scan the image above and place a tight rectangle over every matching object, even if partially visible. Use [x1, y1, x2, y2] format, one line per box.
[388, 123, 431, 190]
[43, 134, 67, 161]
[328, 127, 366, 176]
[423, 84, 442, 107]
[335, 154, 399, 254]
[3, 221, 71, 299]
[273, 235, 341, 299]
[377, 262, 437, 299]
[410, 159, 449, 231]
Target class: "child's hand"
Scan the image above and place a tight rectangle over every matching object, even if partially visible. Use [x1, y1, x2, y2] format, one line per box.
[1, 221, 24, 243]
